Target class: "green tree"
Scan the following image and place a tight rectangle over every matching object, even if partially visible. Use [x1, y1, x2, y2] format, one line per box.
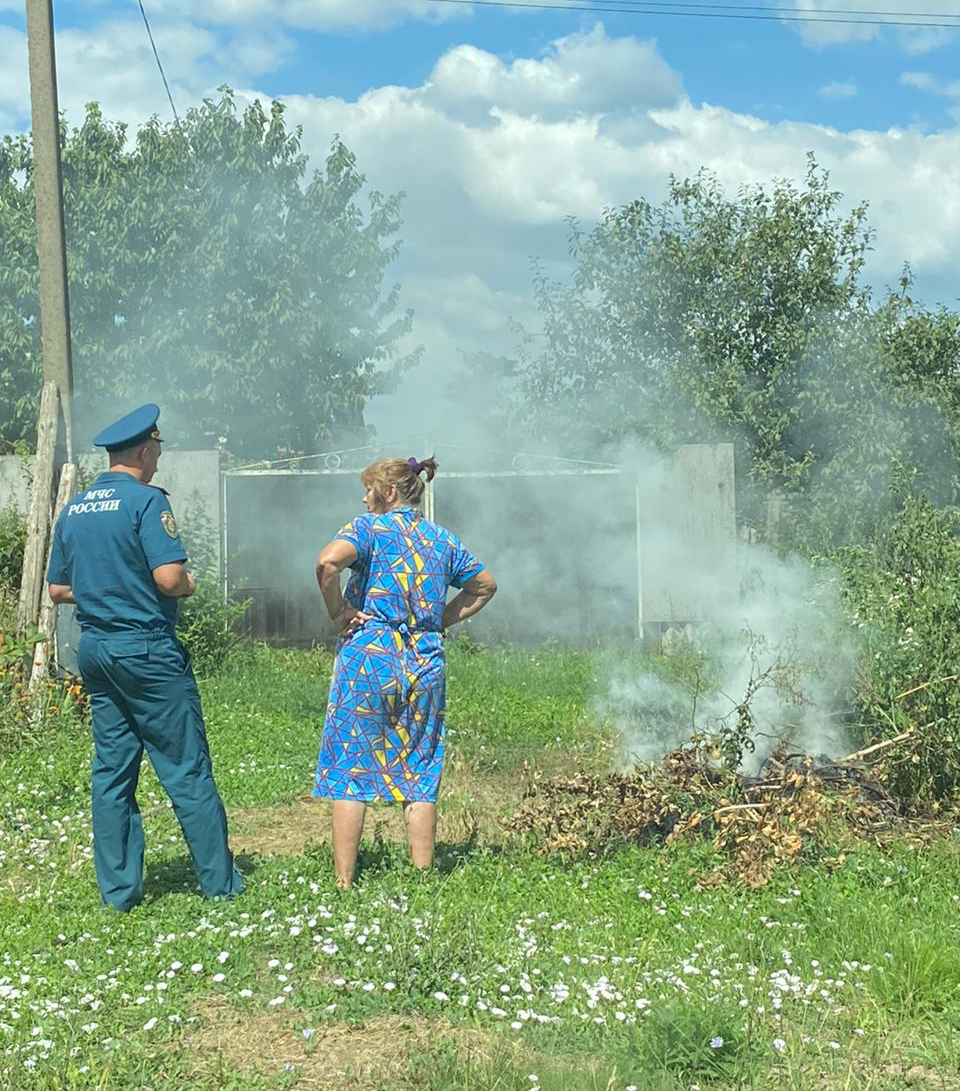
[505, 158, 960, 547]
[782, 282, 960, 550]
[0, 91, 417, 457]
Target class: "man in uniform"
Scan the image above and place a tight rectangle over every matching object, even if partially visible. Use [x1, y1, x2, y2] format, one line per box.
[46, 403, 243, 912]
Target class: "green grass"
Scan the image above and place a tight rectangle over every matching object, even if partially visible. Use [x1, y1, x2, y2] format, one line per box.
[1, 643, 960, 1089]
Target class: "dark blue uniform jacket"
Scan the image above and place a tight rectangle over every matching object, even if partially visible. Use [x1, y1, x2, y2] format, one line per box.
[46, 471, 188, 635]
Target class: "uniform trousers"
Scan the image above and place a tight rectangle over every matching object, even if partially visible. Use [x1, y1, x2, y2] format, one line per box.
[77, 628, 243, 911]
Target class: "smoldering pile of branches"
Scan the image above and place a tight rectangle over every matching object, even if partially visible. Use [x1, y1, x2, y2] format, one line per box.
[506, 735, 929, 886]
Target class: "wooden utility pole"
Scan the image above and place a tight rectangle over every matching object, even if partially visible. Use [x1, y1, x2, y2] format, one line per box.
[24, 0, 74, 459]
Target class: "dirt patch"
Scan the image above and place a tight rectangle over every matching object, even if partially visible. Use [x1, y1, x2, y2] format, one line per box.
[882, 1063, 960, 1089]
[181, 998, 456, 1089]
[228, 798, 383, 857]
[228, 762, 530, 858]
[812, 1058, 960, 1090]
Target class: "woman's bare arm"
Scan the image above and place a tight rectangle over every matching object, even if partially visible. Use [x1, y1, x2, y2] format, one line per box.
[315, 539, 370, 636]
[442, 570, 498, 631]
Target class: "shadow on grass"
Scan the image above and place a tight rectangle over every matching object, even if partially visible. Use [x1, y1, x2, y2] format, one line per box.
[143, 852, 261, 902]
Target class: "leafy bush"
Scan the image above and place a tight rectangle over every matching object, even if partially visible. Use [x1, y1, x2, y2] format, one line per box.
[837, 496, 960, 800]
[0, 506, 26, 592]
[175, 495, 250, 677]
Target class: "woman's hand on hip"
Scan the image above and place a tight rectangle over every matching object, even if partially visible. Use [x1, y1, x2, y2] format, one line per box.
[334, 605, 372, 637]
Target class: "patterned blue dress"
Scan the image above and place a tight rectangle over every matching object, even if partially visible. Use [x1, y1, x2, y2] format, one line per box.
[313, 506, 484, 802]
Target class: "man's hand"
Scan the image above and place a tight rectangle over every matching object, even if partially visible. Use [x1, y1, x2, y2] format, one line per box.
[153, 562, 196, 598]
[48, 583, 75, 606]
[334, 604, 371, 637]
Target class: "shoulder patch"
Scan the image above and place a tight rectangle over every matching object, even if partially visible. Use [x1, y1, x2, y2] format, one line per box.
[160, 510, 178, 538]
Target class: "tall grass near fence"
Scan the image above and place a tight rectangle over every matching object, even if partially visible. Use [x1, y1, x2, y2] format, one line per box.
[176, 498, 250, 676]
[0, 504, 26, 592]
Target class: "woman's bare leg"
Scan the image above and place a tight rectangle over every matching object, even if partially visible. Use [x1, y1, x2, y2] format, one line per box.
[331, 800, 366, 888]
[402, 801, 437, 869]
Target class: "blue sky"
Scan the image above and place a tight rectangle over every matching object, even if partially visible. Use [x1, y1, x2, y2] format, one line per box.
[262, 12, 960, 133]
[2, 1, 960, 434]
[12, 0, 956, 134]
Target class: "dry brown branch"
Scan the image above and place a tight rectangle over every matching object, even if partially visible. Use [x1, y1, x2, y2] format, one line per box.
[712, 802, 773, 816]
[839, 730, 915, 764]
[894, 676, 959, 702]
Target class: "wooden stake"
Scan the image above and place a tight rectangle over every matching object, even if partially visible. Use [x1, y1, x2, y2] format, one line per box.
[17, 382, 60, 636]
[30, 460, 77, 691]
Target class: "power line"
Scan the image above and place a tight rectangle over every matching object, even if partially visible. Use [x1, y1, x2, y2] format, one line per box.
[370, 0, 960, 27]
[487, 0, 960, 15]
[135, 0, 182, 127]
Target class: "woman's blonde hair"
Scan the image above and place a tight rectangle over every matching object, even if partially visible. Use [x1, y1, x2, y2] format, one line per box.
[362, 456, 438, 509]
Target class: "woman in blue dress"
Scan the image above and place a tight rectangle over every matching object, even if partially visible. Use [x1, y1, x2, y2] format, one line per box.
[313, 456, 498, 888]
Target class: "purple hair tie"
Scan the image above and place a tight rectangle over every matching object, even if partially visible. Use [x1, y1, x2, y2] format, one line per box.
[407, 456, 423, 474]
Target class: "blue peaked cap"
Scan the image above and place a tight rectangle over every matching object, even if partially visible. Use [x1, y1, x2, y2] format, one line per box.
[93, 403, 163, 452]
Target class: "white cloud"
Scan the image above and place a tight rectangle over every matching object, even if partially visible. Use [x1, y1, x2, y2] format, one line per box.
[0, 16, 291, 132]
[163, 0, 468, 33]
[899, 70, 960, 99]
[781, 0, 958, 54]
[268, 29, 960, 435]
[0, 25, 28, 130]
[819, 79, 858, 100]
[900, 26, 956, 55]
[6, 14, 960, 436]
[426, 26, 682, 120]
[58, 20, 221, 115]
[900, 70, 937, 91]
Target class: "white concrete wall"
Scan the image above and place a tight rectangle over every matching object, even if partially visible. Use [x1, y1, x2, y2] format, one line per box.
[0, 450, 222, 564]
[152, 451, 222, 568]
[0, 456, 32, 515]
[639, 442, 737, 625]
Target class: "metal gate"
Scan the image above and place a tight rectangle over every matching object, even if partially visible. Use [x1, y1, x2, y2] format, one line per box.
[222, 442, 642, 645]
